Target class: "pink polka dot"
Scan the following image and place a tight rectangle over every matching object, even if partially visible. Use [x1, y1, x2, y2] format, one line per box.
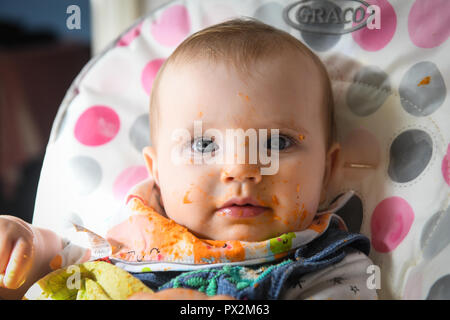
[74, 106, 120, 146]
[371, 197, 414, 253]
[141, 58, 165, 95]
[151, 5, 190, 47]
[408, 0, 450, 48]
[113, 165, 149, 200]
[352, 0, 397, 51]
[442, 143, 450, 186]
[117, 22, 143, 47]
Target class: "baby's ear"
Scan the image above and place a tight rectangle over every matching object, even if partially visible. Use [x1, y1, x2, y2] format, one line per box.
[320, 142, 341, 204]
[143, 146, 160, 185]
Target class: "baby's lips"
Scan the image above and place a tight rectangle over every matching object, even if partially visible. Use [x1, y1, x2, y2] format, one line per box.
[218, 205, 267, 218]
[218, 196, 266, 209]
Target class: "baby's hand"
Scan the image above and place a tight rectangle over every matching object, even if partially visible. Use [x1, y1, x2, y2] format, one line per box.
[0, 215, 35, 289]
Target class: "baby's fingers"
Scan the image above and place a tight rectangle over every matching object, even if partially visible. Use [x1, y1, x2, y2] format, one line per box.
[0, 236, 13, 279]
[2, 237, 33, 289]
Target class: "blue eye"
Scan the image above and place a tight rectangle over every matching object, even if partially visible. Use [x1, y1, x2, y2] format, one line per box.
[265, 135, 292, 151]
[192, 137, 219, 154]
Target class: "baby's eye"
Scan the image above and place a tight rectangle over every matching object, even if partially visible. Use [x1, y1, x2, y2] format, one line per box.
[265, 135, 292, 151]
[192, 137, 219, 154]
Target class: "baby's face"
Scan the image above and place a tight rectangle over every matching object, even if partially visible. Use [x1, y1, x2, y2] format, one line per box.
[145, 53, 339, 242]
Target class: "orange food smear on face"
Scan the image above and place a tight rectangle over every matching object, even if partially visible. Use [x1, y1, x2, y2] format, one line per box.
[296, 184, 300, 193]
[272, 195, 279, 205]
[256, 195, 268, 207]
[282, 217, 291, 226]
[183, 190, 192, 204]
[417, 76, 431, 87]
[298, 208, 308, 229]
[237, 92, 250, 102]
[298, 134, 305, 141]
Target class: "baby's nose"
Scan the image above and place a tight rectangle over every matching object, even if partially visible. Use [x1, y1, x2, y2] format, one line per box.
[220, 165, 262, 184]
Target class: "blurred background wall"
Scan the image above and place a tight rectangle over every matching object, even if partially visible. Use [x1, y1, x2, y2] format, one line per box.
[0, 0, 92, 223]
[0, 0, 171, 223]
[90, 0, 170, 55]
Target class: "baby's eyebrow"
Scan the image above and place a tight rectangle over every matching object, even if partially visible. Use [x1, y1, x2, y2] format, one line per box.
[251, 120, 310, 135]
[181, 121, 309, 135]
[270, 124, 309, 135]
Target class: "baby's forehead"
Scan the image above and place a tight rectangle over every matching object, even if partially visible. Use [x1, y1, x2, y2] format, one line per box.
[164, 48, 324, 83]
[160, 51, 326, 102]
[155, 52, 328, 133]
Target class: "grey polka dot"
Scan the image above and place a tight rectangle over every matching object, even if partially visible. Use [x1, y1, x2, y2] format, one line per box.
[67, 156, 102, 195]
[129, 113, 151, 152]
[388, 130, 433, 183]
[421, 206, 450, 260]
[254, 2, 287, 31]
[347, 66, 391, 116]
[399, 61, 446, 117]
[298, 0, 343, 51]
[332, 193, 363, 233]
[301, 33, 341, 52]
[426, 274, 450, 300]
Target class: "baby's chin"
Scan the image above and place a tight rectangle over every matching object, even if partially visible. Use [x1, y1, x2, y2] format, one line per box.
[199, 225, 280, 242]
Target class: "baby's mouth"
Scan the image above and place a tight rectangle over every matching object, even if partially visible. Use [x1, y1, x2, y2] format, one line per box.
[216, 197, 269, 218]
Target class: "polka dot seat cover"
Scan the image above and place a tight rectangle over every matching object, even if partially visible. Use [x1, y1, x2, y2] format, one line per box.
[33, 0, 450, 299]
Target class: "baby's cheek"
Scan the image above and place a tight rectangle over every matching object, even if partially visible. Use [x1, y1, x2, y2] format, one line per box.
[275, 180, 317, 230]
[178, 183, 217, 215]
[288, 197, 310, 229]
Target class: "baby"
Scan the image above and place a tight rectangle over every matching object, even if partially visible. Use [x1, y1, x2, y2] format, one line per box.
[0, 18, 377, 300]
